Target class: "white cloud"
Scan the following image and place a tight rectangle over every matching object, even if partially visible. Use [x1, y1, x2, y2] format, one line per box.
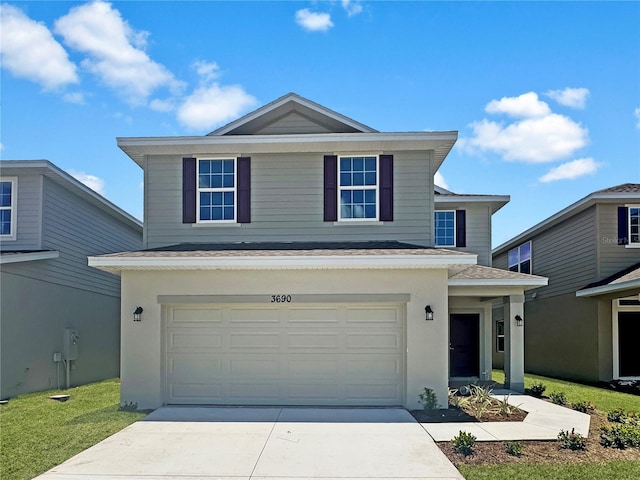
[461, 91, 589, 163]
[63, 92, 85, 104]
[434, 171, 449, 189]
[545, 87, 590, 109]
[69, 170, 106, 194]
[54, 1, 183, 104]
[342, 0, 363, 17]
[177, 84, 257, 131]
[149, 98, 176, 112]
[295, 9, 334, 32]
[485, 92, 551, 118]
[0, 4, 78, 90]
[635, 107, 640, 129]
[193, 60, 221, 83]
[539, 158, 602, 183]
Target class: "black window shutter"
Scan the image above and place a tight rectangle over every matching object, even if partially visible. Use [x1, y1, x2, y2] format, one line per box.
[182, 157, 196, 223]
[237, 157, 251, 223]
[379, 154, 394, 221]
[324, 155, 338, 221]
[618, 206, 629, 245]
[456, 210, 466, 247]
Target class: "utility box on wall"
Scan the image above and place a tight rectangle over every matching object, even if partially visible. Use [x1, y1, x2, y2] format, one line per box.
[63, 328, 80, 361]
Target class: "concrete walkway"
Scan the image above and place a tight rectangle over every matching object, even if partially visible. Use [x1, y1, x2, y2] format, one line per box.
[34, 407, 464, 480]
[421, 390, 591, 442]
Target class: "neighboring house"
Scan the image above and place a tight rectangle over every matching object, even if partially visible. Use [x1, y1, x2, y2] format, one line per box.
[492, 184, 640, 384]
[0, 160, 142, 399]
[89, 93, 546, 410]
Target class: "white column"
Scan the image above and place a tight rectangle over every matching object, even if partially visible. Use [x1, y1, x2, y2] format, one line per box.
[503, 294, 525, 392]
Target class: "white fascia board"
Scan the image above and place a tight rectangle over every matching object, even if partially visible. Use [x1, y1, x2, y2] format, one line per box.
[0, 250, 59, 264]
[435, 195, 510, 214]
[448, 277, 548, 287]
[88, 253, 477, 272]
[117, 132, 458, 168]
[493, 191, 640, 256]
[576, 279, 640, 298]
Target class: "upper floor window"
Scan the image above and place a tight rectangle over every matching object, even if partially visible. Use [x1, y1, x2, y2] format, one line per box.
[197, 159, 236, 222]
[434, 211, 455, 246]
[338, 156, 378, 220]
[629, 206, 639, 245]
[0, 178, 16, 239]
[508, 241, 531, 274]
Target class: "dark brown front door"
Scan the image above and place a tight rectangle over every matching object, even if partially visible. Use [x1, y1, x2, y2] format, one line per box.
[619, 312, 640, 377]
[450, 313, 480, 377]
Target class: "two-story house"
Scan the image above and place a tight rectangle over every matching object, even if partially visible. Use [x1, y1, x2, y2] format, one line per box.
[0, 160, 142, 399]
[89, 93, 546, 410]
[492, 184, 640, 384]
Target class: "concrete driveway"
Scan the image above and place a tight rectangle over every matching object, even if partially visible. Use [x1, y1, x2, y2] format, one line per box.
[35, 407, 463, 480]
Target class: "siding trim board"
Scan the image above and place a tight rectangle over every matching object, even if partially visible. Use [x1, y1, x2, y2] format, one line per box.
[618, 207, 628, 245]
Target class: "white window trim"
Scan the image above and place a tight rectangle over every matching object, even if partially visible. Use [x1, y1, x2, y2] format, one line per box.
[337, 154, 379, 222]
[626, 204, 640, 248]
[434, 210, 456, 247]
[496, 320, 505, 353]
[612, 296, 640, 380]
[508, 241, 532, 273]
[0, 177, 17, 241]
[196, 158, 237, 224]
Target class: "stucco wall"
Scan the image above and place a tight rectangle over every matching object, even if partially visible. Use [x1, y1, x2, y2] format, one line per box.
[119, 268, 449, 410]
[1, 271, 121, 399]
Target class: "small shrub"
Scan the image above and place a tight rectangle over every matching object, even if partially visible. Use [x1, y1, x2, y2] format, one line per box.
[607, 408, 626, 423]
[505, 441, 524, 457]
[418, 387, 440, 410]
[549, 391, 567, 406]
[528, 382, 546, 398]
[600, 416, 640, 449]
[469, 384, 493, 402]
[571, 400, 595, 413]
[452, 430, 476, 456]
[494, 394, 522, 416]
[448, 388, 470, 409]
[466, 397, 492, 419]
[558, 428, 587, 451]
[119, 401, 138, 412]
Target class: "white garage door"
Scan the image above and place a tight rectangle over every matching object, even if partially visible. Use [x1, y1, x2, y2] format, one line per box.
[165, 303, 405, 406]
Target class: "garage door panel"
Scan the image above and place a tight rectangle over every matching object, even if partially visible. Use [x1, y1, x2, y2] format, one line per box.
[166, 303, 404, 406]
[172, 307, 223, 323]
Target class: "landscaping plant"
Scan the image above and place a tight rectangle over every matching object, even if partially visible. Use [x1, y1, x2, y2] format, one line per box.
[557, 428, 587, 451]
[571, 400, 595, 413]
[528, 381, 546, 398]
[549, 391, 567, 405]
[418, 387, 440, 410]
[504, 441, 524, 457]
[452, 430, 477, 456]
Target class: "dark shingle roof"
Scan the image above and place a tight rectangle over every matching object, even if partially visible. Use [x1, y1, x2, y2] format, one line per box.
[582, 262, 640, 289]
[594, 183, 640, 194]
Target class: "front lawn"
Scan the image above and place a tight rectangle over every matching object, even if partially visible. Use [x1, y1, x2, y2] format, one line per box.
[447, 371, 640, 480]
[0, 379, 147, 480]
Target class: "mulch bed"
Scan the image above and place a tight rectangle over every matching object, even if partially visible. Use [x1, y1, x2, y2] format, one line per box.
[411, 406, 527, 423]
[437, 410, 640, 467]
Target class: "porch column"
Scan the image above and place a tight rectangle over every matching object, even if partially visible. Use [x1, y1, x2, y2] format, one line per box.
[503, 294, 525, 392]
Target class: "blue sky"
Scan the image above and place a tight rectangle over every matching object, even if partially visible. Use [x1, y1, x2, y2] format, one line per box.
[1, 1, 639, 247]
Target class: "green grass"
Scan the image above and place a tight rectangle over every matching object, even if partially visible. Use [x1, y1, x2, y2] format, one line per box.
[492, 370, 640, 413]
[459, 460, 640, 480]
[0, 378, 147, 480]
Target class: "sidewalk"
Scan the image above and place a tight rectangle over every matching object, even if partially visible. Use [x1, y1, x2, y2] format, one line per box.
[420, 389, 591, 442]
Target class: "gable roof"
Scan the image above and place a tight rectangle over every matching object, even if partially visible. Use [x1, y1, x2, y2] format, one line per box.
[209, 93, 378, 136]
[576, 262, 640, 298]
[493, 183, 640, 256]
[434, 185, 510, 214]
[0, 160, 142, 232]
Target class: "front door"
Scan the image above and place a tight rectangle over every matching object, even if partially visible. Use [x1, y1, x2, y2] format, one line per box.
[450, 313, 480, 377]
[619, 311, 640, 377]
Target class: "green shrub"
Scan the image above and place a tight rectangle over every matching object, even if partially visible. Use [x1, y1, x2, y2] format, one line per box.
[549, 391, 567, 406]
[505, 441, 524, 457]
[452, 430, 476, 456]
[600, 416, 640, 449]
[469, 384, 493, 402]
[558, 428, 587, 451]
[418, 387, 440, 410]
[494, 394, 522, 416]
[607, 408, 627, 423]
[571, 400, 595, 413]
[528, 382, 546, 398]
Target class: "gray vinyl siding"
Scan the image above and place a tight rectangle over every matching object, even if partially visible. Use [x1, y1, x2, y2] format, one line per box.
[145, 152, 434, 248]
[494, 206, 598, 299]
[254, 112, 333, 135]
[0, 172, 42, 250]
[435, 203, 492, 266]
[3, 177, 142, 297]
[597, 203, 640, 278]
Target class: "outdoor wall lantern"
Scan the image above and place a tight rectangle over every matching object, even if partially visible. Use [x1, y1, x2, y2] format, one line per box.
[425, 305, 434, 321]
[133, 306, 143, 322]
[515, 314, 524, 327]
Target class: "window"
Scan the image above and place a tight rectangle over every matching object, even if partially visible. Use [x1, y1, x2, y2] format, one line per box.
[434, 211, 455, 246]
[629, 206, 639, 245]
[338, 156, 378, 220]
[0, 178, 16, 239]
[197, 159, 235, 222]
[508, 241, 531, 274]
[496, 321, 505, 352]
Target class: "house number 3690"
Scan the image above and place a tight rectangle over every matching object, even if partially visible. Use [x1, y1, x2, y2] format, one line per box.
[271, 294, 292, 303]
